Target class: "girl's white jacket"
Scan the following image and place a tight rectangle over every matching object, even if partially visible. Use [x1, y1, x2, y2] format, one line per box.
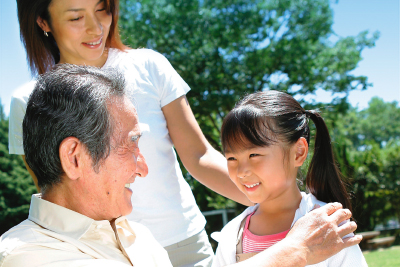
[211, 192, 367, 267]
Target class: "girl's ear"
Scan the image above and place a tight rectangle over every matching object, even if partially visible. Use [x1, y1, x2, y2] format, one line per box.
[36, 16, 51, 33]
[294, 137, 308, 167]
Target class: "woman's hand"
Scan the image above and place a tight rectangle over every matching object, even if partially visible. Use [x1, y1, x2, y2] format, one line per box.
[162, 95, 253, 206]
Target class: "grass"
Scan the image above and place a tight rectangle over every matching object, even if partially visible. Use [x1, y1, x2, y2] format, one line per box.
[363, 246, 400, 267]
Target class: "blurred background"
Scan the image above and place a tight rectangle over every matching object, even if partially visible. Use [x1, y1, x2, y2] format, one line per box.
[1, 0, 399, 265]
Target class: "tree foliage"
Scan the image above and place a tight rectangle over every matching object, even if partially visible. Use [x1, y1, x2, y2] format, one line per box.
[1, 0, 393, 237]
[119, 0, 378, 217]
[0, 106, 36, 235]
[119, 0, 378, 147]
[330, 98, 400, 231]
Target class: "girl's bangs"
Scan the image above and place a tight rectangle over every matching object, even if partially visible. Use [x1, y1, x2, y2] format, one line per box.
[221, 106, 276, 153]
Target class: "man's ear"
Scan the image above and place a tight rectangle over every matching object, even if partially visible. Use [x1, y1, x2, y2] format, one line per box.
[36, 16, 51, 33]
[59, 137, 84, 181]
[294, 137, 309, 167]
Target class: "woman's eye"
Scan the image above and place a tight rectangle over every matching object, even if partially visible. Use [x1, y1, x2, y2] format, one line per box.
[97, 8, 106, 12]
[227, 157, 236, 161]
[70, 16, 82, 21]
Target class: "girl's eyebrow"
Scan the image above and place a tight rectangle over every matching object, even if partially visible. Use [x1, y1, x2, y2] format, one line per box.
[225, 143, 261, 154]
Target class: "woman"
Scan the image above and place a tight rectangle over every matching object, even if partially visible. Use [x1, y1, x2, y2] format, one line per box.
[9, 0, 251, 266]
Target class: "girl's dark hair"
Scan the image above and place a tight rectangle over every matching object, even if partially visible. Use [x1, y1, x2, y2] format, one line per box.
[221, 90, 351, 210]
[17, 0, 128, 76]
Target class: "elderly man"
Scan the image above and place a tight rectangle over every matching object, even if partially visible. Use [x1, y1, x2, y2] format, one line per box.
[0, 65, 361, 267]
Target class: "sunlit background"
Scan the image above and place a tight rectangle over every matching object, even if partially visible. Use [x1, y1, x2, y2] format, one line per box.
[0, 0, 399, 116]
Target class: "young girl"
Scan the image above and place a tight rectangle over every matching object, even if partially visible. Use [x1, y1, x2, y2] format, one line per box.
[212, 91, 367, 266]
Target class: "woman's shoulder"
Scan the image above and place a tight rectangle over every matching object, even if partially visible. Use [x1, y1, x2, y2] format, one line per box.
[11, 80, 37, 103]
[107, 48, 171, 68]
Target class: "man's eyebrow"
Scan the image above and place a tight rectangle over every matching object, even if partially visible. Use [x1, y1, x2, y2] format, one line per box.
[65, 0, 103, 12]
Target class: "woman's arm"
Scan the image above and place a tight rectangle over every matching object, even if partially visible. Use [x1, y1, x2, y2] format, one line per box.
[162, 95, 252, 206]
[22, 156, 40, 192]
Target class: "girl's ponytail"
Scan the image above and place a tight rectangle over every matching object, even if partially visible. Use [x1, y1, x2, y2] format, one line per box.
[305, 110, 352, 211]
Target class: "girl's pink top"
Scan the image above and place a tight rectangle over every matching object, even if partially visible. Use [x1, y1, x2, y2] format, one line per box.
[242, 211, 290, 253]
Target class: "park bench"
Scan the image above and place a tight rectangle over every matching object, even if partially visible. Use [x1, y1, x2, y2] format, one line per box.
[367, 236, 396, 250]
[358, 231, 380, 250]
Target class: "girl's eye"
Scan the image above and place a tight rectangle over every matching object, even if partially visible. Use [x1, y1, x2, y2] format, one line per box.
[249, 154, 259, 158]
[97, 8, 106, 12]
[227, 157, 236, 161]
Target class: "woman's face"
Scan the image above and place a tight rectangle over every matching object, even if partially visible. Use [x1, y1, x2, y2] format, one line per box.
[39, 0, 112, 67]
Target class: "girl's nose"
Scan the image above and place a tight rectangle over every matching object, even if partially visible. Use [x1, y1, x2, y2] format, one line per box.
[237, 162, 250, 179]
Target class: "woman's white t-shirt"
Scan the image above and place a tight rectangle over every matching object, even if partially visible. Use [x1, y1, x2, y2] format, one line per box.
[8, 48, 206, 247]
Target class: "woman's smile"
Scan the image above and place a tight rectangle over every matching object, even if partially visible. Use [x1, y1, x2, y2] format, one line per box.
[41, 0, 112, 67]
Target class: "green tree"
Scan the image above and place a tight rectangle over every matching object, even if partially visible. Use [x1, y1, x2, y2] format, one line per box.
[330, 98, 400, 231]
[0, 103, 36, 235]
[120, 0, 378, 146]
[119, 0, 378, 216]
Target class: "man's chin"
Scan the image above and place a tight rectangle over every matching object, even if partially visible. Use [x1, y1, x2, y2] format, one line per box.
[122, 206, 133, 217]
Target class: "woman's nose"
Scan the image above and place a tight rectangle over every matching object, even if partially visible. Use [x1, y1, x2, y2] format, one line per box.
[86, 15, 103, 36]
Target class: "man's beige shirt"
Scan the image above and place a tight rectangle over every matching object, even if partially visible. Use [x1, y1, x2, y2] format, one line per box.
[0, 194, 172, 267]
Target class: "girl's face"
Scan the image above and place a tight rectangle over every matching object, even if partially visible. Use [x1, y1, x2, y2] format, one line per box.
[225, 139, 306, 205]
[38, 0, 112, 67]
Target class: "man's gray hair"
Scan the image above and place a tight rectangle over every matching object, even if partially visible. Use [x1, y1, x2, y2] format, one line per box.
[23, 64, 127, 192]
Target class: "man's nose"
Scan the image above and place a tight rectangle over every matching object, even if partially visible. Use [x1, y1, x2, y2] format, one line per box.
[135, 152, 148, 178]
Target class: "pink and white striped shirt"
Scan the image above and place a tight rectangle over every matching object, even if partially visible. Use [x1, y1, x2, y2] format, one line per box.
[242, 212, 290, 253]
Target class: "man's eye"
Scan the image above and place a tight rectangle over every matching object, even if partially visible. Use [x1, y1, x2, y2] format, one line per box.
[131, 135, 141, 142]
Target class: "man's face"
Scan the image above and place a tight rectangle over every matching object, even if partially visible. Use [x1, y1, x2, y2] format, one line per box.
[79, 97, 148, 221]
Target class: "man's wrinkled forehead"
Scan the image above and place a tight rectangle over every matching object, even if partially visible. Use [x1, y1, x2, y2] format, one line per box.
[107, 97, 140, 144]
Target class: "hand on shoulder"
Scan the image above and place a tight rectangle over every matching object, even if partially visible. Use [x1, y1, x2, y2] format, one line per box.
[287, 202, 362, 265]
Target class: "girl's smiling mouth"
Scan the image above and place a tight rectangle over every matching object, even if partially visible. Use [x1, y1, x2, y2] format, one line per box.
[243, 182, 261, 191]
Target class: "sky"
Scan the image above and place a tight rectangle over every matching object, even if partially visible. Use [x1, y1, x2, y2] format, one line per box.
[0, 0, 399, 116]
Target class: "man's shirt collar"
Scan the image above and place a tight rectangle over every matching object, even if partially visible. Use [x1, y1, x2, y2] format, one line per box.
[28, 194, 99, 240]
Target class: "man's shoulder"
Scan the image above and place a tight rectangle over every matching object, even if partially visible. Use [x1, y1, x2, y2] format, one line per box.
[0, 220, 39, 257]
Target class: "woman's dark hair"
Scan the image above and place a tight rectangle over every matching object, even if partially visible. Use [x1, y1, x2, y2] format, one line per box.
[221, 90, 352, 210]
[17, 0, 128, 76]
